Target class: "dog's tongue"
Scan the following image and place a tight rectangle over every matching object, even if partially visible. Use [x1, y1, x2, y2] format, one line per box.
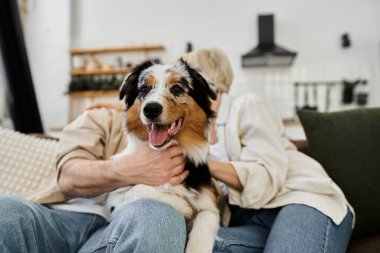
[149, 124, 169, 146]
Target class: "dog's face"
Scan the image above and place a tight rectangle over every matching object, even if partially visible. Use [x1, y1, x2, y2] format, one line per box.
[119, 59, 217, 159]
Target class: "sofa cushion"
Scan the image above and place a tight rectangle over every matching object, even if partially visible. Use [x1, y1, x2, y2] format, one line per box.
[0, 127, 60, 202]
[297, 108, 380, 239]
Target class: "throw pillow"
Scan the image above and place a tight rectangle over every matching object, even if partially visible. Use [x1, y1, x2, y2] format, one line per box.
[297, 108, 380, 239]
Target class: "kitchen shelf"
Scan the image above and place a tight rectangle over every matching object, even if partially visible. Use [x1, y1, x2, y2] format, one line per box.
[68, 90, 118, 98]
[282, 118, 301, 126]
[71, 67, 132, 76]
[70, 44, 165, 56]
[67, 43, 165, 122]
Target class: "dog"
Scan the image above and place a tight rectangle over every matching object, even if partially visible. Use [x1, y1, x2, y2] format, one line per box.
[106, 59, 220, 253]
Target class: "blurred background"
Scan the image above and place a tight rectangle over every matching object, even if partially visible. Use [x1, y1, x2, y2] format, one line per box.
[0, 0, 379, 139]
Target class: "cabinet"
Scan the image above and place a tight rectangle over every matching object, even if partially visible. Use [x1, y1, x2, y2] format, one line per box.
[67, 44, 165, 121]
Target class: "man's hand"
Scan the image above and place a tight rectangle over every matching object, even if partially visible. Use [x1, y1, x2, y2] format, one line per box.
[59, 143, 189, 198]
[110, 143, 189, 187]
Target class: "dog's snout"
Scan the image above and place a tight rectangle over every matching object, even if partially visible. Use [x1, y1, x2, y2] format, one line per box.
[143, 102, 163, 119]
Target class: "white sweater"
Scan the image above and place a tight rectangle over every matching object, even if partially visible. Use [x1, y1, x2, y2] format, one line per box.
[215, 93, 353, 225]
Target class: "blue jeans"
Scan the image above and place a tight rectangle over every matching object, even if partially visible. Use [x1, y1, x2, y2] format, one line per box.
[0, 195, 352, 253]
[214, 204, 353, 253]
[0, 195, 186, 253]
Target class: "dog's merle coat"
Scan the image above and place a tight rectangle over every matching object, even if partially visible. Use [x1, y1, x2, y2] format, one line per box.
[106, 59, 220, 253]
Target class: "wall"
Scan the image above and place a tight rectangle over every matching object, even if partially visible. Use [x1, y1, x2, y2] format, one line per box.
[25, 0, 380, 129]
[23, 0, 70, 131]
[71, 0, 380, 118]
[0, 50, 13, 129]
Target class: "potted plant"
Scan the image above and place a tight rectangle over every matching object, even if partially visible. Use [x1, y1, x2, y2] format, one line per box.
[342, 79, 361, 104]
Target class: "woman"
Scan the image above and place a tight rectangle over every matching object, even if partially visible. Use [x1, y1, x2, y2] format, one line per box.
[181, 48, 353, 253]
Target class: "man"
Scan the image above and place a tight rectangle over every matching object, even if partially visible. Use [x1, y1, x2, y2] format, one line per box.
[0, 108, 188, 253]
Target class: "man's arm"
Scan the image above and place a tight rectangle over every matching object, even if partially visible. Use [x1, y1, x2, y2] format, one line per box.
[58, 143, 188, 198]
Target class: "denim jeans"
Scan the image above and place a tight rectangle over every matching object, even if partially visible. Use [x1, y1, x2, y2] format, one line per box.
[0, 195, 186, 253]
[214, 204, 353, 253]
[0, 195, 352, 253]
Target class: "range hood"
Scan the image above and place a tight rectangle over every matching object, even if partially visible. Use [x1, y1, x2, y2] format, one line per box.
[242, 14, 297, 67]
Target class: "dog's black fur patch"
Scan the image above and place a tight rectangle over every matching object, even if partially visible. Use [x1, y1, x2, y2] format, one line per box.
[179, 58, 216, 118]
[120, 60, 154, 109]
[184, 159, 212, 190]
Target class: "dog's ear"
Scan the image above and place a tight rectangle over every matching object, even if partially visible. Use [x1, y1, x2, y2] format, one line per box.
[179, 58, 217, 118]
[179, 58, 218, 101]
[119, 60, 154, 109]
[206, 81, 218, 101]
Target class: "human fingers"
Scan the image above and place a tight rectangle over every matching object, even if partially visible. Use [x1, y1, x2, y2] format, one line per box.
[168, 170, 189, 186]
[166, 144, 184, 158]
[170, 155, 185, 168]
[169, 162, 185, 178]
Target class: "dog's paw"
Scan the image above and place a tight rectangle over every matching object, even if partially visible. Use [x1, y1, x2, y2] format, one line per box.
[185, 234, 215, 253]
[185, 241, 214, 253]
[185, 210, 219, 253]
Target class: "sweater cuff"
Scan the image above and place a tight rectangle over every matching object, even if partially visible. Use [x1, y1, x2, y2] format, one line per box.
[228, 161, 270, 208]
[56, 149, 97, 181]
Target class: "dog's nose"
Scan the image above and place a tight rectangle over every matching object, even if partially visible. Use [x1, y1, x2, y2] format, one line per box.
[143, 102, 163, 119]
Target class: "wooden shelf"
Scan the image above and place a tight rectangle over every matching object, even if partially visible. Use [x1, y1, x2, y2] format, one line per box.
[68, 44, 165, 121]
[283, 118, 301, 126]
[70, 44, 165, 56]
[68, 90, 118, 98]
[71, 67, 132, 76]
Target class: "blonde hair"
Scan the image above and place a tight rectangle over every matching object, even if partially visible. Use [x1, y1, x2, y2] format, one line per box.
[181, 48, 233, 93]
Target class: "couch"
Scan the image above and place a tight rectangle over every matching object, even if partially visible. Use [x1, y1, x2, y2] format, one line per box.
[296, 108, 380, 253]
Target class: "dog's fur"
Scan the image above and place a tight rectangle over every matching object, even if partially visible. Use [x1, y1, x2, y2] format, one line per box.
[106, 59, 220, 253]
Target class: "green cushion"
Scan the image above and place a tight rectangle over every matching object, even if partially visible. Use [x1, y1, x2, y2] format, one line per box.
[297, 108, 380, 239]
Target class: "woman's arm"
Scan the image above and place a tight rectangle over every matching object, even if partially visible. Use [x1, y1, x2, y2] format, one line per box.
[220, 95, 289, 209]
[208, 159, 243, 191]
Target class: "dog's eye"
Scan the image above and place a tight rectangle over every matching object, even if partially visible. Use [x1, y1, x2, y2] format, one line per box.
[139, 85, 151, 96]
[170, 85, 184, 96]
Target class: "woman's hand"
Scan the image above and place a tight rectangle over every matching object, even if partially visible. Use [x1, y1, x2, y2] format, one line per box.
[208, 158, 243, 192]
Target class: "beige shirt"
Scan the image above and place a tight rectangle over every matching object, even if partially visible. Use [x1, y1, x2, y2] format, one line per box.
[50, 108, 128, 216]
[29, 108, 127, 205]
[57, 108, 127, 170]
